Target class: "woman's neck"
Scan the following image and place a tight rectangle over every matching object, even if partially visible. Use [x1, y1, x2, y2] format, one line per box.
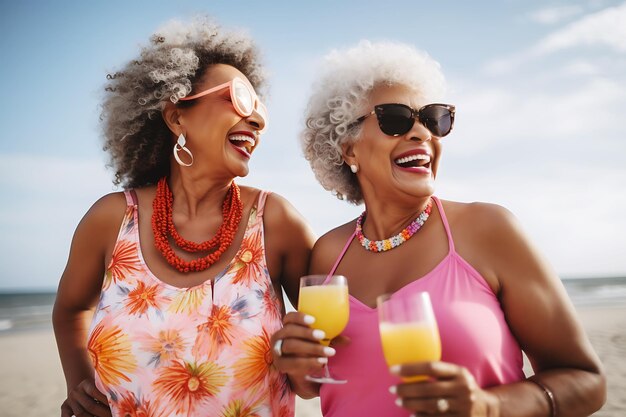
[168, 169, 234, 218]
[360, 195, 432, 240]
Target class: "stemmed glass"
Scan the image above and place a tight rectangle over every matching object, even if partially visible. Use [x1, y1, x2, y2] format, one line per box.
[377, 291, 441, 381]
[298, 275, 350, 384]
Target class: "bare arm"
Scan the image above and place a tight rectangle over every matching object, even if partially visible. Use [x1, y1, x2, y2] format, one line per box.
[263, 193, 322, 398]
[483, 204, 605, 416]
[52, 193, 125, 416]
[395, 203, 606, 416]
[263, 192, 316, 308]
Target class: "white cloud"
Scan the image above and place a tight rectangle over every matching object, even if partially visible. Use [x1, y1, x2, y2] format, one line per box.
[560, 59, 601, 76]
[529, 5, 584, 25]
[486, 3, 626, 74]
[447, 76, 626, 154]
[534, 3, 626, 54]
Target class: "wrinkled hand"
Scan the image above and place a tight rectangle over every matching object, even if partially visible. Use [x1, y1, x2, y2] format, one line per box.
[270, 312, 339, 377]
[61, 378, 111, 417]
[391, 362, 498, 417]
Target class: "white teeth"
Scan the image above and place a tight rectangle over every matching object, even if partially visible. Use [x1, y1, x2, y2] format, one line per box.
[394, 154, 431, 164]
[229, 135, 256, 147]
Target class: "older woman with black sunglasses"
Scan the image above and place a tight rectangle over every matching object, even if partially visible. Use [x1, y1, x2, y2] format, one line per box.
[53, 17, 314, 417]
[270, 41, 605, 417]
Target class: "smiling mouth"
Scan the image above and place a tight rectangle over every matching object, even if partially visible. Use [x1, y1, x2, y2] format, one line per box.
[228, 134, 256, 155]
[394, 154, 431, 170]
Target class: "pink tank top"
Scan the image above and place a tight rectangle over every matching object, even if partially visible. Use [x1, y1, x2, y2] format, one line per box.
[320, 196, 524, 417]
[87, 190, 294, 417]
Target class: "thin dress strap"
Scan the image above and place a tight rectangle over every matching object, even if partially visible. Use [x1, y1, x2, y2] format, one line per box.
[431, 196, 455, 252]
[255, 190, 271, 217]
[123, 189, 138, 207]
[326, 230, 357, 282]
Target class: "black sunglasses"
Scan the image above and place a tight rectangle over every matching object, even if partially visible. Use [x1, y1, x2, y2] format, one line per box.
[353, 103, 456, 137]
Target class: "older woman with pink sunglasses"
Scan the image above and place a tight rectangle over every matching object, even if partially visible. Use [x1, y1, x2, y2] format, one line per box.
[53, 17, 314, 417]
[270, 41, 605, 417]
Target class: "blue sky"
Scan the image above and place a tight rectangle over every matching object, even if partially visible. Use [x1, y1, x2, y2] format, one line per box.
[1, 0, 625, 291]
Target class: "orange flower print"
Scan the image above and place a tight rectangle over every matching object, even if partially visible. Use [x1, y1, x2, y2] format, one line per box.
[140, 329, 186, 367]
[229, 231, 265, 286]
[232, 329, 273, 391]
[260, 286, 281, 323]
[154, 360, 227, 416]
[269, 370, 294, 417]
[116, 391, 165, 417]
[105, 238, 141, 289]
[193, 304, 245, 359]
[220, 398, 262, 417]
[88, 323, 137, 387]
[273, 403, 293, 417]
[168, 286, 207, 314]
[125, 281, 168, 316]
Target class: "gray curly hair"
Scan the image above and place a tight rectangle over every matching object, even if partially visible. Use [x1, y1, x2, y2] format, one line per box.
[101, 16, 266, 188]
[300, 41, 446, 204]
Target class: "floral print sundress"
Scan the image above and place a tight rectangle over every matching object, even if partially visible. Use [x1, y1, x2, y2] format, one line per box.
[87, 190, 293, 417]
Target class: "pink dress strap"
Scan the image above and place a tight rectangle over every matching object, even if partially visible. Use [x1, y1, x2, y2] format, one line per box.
[431, 196, 454, 252]
[326, 230, 357, 281]
[255, 190, 271, 217]
[123, 189, 138, 207]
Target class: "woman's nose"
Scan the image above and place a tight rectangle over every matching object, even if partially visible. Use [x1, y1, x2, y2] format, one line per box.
[246, 105, 267, 132]
[407, 120, 432, 142]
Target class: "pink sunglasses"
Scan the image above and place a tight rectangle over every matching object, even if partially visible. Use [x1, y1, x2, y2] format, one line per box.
[179, 77, 268, 132]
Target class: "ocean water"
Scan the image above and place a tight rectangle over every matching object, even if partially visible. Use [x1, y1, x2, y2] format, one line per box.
[1, 277, 625, 333]
[561, 276, 626, 307]
[0, 292, 56, 333]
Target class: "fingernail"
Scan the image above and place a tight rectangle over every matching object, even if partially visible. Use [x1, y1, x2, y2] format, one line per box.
[312, 329, 326, 340]
[323, 346, 336, 356]
[303, 315, 315, 325]
[389, 385, 397, 394]
[317, 357, 328, 364]
[390, 365, 401, 374]
[395, 398, 403, 407]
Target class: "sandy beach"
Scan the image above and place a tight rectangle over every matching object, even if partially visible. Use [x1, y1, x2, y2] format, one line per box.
[0, 305, 624, 417]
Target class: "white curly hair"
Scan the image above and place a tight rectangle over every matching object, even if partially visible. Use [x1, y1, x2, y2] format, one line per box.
[300, 40, 446, 204]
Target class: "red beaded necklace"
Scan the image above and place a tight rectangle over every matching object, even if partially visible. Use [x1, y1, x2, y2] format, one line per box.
[151, 177, 243, 273]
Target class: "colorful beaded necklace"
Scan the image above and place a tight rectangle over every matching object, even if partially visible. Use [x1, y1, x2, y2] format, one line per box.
[355, 199, 433, 252]
[151, 177, 243, 273]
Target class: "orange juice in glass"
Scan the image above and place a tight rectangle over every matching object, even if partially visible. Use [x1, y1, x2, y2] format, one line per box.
[377, 292, 441, 381]
[298, 275, 349, 384]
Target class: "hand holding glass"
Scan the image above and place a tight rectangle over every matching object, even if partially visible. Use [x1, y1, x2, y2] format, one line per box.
[377, 291, 441, 381]
[298, 275, 349, 384]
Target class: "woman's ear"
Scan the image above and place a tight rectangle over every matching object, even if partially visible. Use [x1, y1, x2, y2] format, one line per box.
[341, 140, 357, 167]
[162, 101, 184, 136]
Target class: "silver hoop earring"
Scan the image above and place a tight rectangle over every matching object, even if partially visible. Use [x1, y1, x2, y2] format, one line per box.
[173, 133, 193, 167]
[350, 164, 358, 174]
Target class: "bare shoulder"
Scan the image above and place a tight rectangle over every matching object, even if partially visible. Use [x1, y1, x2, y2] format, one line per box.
[310, 220, 356, 274]
[57, 191, 129, 309]
[315, 221, 356, 251]
[80, 191, 128, 233]
[441, 199, 520, 241]
[441, 199, 516, 225]
[262, 191, 316, 250]
[441, 199, 529, 292]
[264, 192, 309, 229]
